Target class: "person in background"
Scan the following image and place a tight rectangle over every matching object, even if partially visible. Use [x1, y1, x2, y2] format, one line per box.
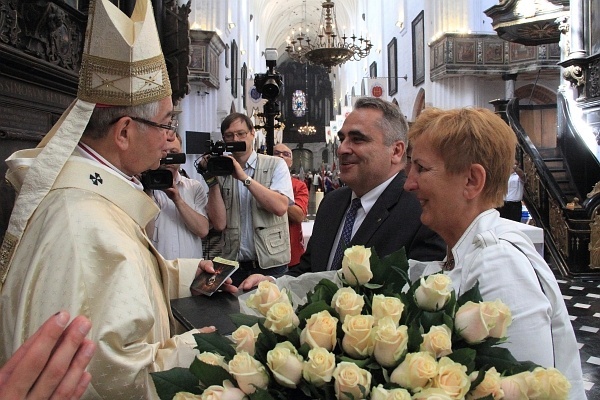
[239, 97, 445, 290]
[304, 170, 313, 193]
[149, 133, 225, 259]
[200, 112, 293, 286]
[324, 171, 334, 194]
[405, 107, 585, 399]
[497, 160, 526, 222]
[0, 1, 235, 397]
[312, 169, 322, 193]
[274, 143, 309, 268]
[0, 312, 95, 400]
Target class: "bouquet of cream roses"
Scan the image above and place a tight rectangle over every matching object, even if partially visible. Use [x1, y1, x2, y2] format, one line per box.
[151, 246, 571, 400]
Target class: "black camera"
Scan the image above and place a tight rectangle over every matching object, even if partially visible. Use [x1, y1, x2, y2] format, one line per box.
[200, 140, 246, 176]
[254, 48, 282, 101]
[141, 153, 186, 190]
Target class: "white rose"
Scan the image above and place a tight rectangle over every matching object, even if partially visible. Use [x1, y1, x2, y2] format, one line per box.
[227, 352, 269, 395]
[531, 367, 571, 400]
[231, 324, 260, 356]
[300, 310, 338, 351]
[331, 287, 364, 323]
[266, 342, 304, 388]
[431, 357, 470, 400]
[264, 301, 299, 335]
[455, 301, 513, 344]
[372, 317, 408, 367]
[372, 295, 404, 326]
[302, 347, 336, 387]
[333, 361, 372, 400]
[390, 351, 438, 390]
[420, 325, 453, 358]
[370, 384, 411, 400]
[414, 274, 452, 311]
[370, 384, 389, 400]
[411, 388, 454, 399]
[173, 392, 201, 400]
[486, 300, 512, 339]
[500, 371, 541, 400]
[467, 367, 503, 400]
[341, 245, 373, 286]
[341, 314, 375, 359]
[245, 281, 289, 316]
[200, 380, 246, 400]
[386, 388, 412, 400]
[196, 352, 229, 371]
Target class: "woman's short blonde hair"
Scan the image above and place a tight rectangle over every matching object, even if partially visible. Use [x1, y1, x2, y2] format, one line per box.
[408, 107, 516, 206]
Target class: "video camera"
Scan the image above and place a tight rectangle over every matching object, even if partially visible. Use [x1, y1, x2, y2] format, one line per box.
[253, 48, 282, 101]
[198, 140, 246, 176]
[141, 153, 186, 190]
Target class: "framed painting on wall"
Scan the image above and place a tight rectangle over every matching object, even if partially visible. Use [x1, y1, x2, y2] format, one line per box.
[370, 61, 377, 78]
[412, 11, 425, 86]
[387, 38, 398, 95]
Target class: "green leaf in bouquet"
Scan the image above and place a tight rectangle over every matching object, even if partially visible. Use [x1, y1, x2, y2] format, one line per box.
[420, 310, 450, 333]
[362, 282, 384, 290]
[296, 300, 338, 329]
[305, 278, 340, 306]
[368, 247, 410, 293]
[229, 312, 265, 329]
[472, 345, 539, 374]
[447, 348, 476, 374]
[254, 322, 280, 364]
[338, 356, 372, 368]
[193, 332, 236, 360]
[189, 358, 233, 387]
[249, 386, 277, 400]
[456, 281, 483, 307]
[150, 367, 201, 400]
[406, 321, 423, 353]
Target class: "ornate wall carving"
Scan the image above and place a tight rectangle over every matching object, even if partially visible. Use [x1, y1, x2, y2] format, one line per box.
[549, 197, 569, 256]
[523, 153, 540, 207]
[589, 211, 600, 269]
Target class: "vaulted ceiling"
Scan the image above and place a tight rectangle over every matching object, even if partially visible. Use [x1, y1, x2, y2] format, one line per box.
[252, 0, 359, 54]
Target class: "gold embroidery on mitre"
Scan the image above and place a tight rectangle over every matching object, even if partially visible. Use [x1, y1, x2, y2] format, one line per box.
[78, 53, 171, 106]
[0, 232, 18, 283]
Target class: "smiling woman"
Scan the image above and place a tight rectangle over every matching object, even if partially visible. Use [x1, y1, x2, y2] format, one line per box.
[405, 107, 587, 399]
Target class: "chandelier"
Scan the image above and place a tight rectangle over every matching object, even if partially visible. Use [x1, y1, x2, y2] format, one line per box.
[285, 1, 373, 72]
[299, 122, 316, 135]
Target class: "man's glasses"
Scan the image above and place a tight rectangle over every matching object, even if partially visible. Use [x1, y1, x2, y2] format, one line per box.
[274, 150, 292, 158]
[223, 130, 248, 141]
[130, 116, 178, 138]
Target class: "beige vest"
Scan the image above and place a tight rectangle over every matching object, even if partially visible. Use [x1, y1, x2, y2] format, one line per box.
[219, 154, 290, 268]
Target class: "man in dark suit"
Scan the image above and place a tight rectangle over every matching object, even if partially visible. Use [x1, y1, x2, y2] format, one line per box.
[239, 97, 445, 289]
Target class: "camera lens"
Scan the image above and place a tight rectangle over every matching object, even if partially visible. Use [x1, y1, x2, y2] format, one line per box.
[262, 78, 280, 99]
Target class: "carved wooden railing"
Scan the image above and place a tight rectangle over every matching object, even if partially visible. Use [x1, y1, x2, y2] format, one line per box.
[494, 96, 600, 279]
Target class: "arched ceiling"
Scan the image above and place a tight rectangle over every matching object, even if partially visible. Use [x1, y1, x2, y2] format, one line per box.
[253, 0, 360, 55]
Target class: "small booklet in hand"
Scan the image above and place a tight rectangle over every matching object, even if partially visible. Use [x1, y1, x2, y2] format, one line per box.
[190, 257, 239, 296]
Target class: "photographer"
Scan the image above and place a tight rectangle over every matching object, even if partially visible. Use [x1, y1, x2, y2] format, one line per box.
[200, 113, 293, 286]
[149, 133, 223, 259]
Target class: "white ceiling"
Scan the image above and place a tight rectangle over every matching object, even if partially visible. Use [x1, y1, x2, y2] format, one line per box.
[253, 0, 360, 54]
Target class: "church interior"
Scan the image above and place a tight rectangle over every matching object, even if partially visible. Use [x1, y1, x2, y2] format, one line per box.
[1, 0, 599, 397]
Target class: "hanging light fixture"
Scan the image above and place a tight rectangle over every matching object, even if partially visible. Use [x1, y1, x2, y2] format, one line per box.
[285, 0, 373, 72]
[297, 62, 316, 135]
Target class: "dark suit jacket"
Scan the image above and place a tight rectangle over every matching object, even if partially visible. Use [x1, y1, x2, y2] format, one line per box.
[289, 171, 446, 276]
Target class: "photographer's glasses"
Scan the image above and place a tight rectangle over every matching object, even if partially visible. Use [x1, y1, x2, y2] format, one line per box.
[223, 130, 248, 141]
[130, 116, 178, 138]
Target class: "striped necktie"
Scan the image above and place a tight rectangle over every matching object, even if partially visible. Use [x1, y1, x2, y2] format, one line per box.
[330, 198, 362, 270]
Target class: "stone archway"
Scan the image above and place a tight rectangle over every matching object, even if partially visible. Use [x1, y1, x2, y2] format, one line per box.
[514, 84, 556, 105]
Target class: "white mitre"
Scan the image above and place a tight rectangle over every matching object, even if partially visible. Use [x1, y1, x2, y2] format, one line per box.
[0, 0, 171, 288]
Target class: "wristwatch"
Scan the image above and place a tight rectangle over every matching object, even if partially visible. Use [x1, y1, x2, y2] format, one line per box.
[243, 176, 252, 187]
